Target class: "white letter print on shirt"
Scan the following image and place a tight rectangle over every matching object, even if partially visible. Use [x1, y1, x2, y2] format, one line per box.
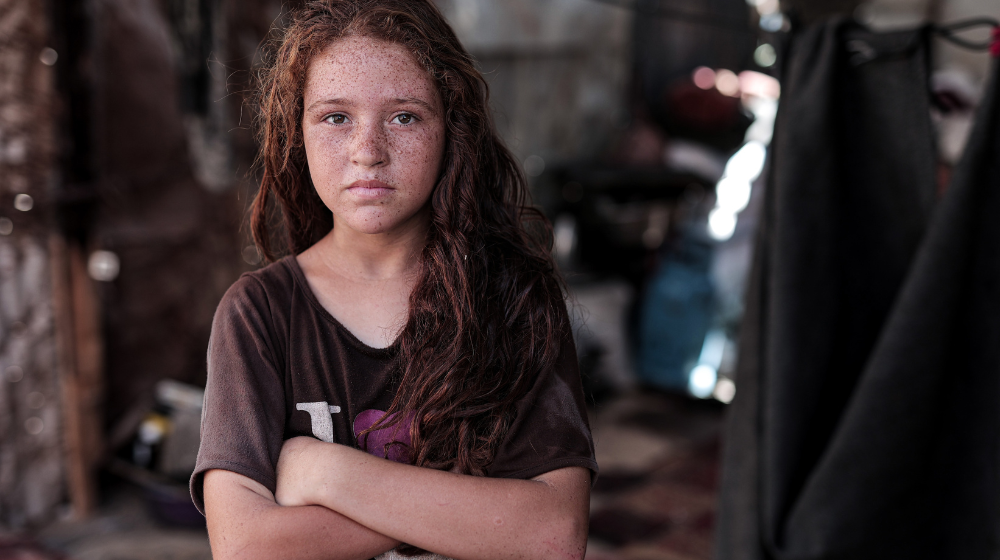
[295, 401, 342, 443]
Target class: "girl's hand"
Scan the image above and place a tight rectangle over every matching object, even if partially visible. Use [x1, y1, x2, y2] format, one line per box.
[275, 436, 334, 507]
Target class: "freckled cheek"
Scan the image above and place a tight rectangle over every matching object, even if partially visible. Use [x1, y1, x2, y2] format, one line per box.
[307, 136, 352, 174]
[398, 131, 444, 158]
[389, 131, 444, 178]
[306, 164, 350, 210]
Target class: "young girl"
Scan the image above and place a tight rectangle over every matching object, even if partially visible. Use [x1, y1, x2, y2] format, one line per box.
[190, 1, 597, 559]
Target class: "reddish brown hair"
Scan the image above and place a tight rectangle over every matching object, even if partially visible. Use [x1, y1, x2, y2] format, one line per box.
[251, 0, 566, 476]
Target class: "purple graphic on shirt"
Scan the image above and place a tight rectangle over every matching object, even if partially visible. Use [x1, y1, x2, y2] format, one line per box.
[353, 409, 414, 464]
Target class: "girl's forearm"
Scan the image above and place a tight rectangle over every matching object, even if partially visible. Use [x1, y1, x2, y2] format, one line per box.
[204, 468, 399, 560]
[276, 438, 590, 560]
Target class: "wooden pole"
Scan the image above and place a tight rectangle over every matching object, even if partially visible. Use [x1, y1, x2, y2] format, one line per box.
[50, 235, 103, 518]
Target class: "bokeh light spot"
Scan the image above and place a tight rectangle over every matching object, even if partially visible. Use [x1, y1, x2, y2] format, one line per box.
[523, 155, 546, 177]
[754, 43, 777, 68]
[713, 378, 736, 403]
[88, 250, 121, 282]
[692, 66, 716, 90]
[39, 48, 58, 66]
[689, 365, 718, 399]
[25, 417, 44, 435]
[715, 69, 741, 97]
[242, 245, 262, 265]
[14, 194, 33, 211]
[708, 208, 737, 241]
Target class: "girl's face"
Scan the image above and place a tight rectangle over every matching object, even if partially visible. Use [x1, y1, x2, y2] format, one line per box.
[302, 36, 446, 237]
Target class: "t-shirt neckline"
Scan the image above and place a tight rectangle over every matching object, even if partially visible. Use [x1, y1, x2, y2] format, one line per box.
[281, 255, 401, 358]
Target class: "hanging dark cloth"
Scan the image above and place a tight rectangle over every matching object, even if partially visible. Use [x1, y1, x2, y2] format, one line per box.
[716, 17, 1000, 560]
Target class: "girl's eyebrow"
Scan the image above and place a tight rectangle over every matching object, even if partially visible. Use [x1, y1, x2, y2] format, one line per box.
[393, 97, 438, 113]
[306, 98, 351, 112]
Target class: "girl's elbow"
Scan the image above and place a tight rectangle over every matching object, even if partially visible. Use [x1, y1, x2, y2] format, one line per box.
[210, 540, 257, 560]
[532, 512, 588, 560]
[208, 529, 280, 560]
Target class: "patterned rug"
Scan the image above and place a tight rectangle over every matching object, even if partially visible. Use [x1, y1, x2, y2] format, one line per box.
[586, 390, 724, 560]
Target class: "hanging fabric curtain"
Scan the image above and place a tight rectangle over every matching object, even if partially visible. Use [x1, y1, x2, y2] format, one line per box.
[716, 16, 1000, 560]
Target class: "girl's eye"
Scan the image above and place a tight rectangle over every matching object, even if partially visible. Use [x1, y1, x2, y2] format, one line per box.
[324, 114, 348, 125]
[392, 113, 417, 125]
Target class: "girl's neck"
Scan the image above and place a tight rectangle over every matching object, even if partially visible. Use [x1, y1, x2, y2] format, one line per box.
[317, 211, 428, 283]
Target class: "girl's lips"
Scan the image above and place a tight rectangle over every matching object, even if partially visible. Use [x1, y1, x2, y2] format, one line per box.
[347, 180, 393, 199]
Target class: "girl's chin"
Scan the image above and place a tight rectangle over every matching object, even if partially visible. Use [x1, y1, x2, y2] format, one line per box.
[336, 211, 424, 237]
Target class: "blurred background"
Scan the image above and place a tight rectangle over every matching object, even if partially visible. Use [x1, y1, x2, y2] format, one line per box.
[0, 0, 996, 558]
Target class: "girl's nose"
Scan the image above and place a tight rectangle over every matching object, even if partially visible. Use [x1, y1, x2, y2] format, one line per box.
[350, 119, 388, 168]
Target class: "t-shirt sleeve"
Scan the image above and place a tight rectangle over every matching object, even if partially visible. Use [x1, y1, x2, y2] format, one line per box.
[189, 275, 287, 514]
[487, 305, 599, 483]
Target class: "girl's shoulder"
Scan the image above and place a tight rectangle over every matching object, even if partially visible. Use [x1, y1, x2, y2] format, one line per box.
[215, 255, 307, 331]
[223, 256, 301, 306]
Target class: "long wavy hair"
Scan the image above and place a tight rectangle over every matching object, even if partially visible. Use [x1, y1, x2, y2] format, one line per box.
[251, 0, 566, 477]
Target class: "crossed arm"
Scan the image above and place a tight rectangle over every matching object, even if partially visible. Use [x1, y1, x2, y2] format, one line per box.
[203, 436, 591, 560]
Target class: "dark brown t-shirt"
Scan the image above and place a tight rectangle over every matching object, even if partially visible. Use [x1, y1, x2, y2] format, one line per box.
[190, 256, 598, 513]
